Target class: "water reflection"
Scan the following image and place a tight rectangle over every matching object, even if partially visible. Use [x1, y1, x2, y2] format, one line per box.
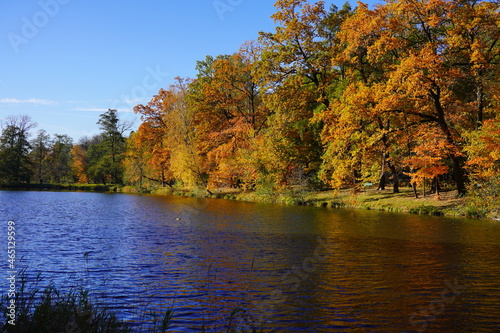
[1, 191, 499, 332]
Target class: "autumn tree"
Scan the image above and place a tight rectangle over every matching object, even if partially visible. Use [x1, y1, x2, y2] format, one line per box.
[320, 0, 500, 195]
[405, 127, 456, 197]
[166, 77, 207, 188]
[130, 77, 208, 189]
[318, 83, 401, 191]
[255, 0, 353, 188]
[447, 0, 500, 129]
[466, 116, 500, 188]
[123, 131, 148, 187]
[188, 45, 270, 189]
[132, 89, 174, 187]
[70, 135, 101, 184]
[318, 1, 408, 192]
[467, 117, 500, 173]
[71, 144, 89, 184]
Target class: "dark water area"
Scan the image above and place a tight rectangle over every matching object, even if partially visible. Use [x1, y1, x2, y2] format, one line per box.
[1, 190, 500, 332]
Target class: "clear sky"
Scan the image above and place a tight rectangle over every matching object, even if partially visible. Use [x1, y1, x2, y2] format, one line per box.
[0, 0, 377, 142]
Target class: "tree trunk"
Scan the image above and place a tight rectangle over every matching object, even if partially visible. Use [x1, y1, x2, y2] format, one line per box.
[377, 152, 388, 191]
[435, 176, 440, 198]
[377, 173, 387, 191]
[389, 164, 399, 194]
[476, 74, 484, 129]
[452, 155, 467, 196]
[393, 174, 400, 194]
[430, 87, 467, 197]
[431, 176, 441, 194]
[412, 182, 419, 198]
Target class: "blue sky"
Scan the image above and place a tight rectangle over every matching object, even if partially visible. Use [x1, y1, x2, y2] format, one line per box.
[0, 0, 376, 142]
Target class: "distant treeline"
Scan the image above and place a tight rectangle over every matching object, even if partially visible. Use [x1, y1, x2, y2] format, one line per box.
[1, 1, 500, 205]
[0, 110, 129, 187]
[0, 183, 114, 192]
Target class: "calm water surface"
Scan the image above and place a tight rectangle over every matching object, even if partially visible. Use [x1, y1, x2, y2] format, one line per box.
[1, 190, 500, 332]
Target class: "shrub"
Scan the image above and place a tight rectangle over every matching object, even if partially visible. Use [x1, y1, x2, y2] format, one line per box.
[0, 270, 267, 332]
[0, 275, 131, 332]
[409, 205, 444, 216]
[464, 205, 488, 219]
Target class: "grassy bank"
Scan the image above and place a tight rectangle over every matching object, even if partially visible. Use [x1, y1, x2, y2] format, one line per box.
[237, 187, 466, 216]
[145, 185, 499, 220]
[303, 188, 464, 216]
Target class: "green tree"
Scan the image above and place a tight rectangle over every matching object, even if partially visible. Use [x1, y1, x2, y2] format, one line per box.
[30, 129, 51, 184]
[0, 115, 36, 183]
[87, 109, 130, 184]
[46, 134, 73, 183]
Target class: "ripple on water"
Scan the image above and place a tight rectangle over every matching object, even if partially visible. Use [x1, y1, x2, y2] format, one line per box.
[1, 191, 500, 331]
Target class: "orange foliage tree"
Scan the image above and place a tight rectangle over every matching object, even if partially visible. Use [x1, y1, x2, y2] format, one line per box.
[132, 88, 174, 186]
[126, 0, 500, 200]
[405, 127, 458, 197]
[188, 44, 270, 189]
[320, 0, 500, 195]
[466, 117, 500, 181]
[70, 144, 90, 184]
[255, 0, 353, 188]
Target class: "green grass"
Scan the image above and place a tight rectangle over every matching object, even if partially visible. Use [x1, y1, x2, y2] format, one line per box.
[464, 205, 488, 219]
[408, 205, 444, 216]
[161, 184, 472, 218]
[302, 187, 463, 216]
[228, 186, 477, 218]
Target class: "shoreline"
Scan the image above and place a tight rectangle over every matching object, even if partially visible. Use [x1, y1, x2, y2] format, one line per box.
[215, 187, 467, 217]
[1, 183, 496, 220]
[139, 185, 494, 220]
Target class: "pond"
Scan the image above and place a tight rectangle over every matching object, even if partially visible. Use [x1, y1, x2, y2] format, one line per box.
[1, 190, 500, 332]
